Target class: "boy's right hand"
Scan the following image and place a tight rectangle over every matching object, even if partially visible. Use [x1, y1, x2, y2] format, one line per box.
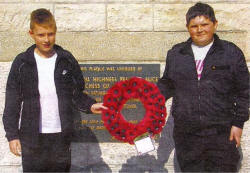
[9, 139, 21, 156]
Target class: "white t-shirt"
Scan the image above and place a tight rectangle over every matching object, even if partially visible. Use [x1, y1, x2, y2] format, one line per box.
[191, 41, 214, 80]
[34, 51, 62, 133]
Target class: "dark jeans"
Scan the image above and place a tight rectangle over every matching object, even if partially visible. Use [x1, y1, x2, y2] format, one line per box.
[21, 133, 71, 172]
[174, 129, 240, 172]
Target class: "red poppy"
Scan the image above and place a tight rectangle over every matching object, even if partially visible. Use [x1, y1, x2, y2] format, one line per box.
[103, 94, 115, 106]
[129, 77, 144, 94]
[108, 85, 122, 98]
[154, 95, 165, 105]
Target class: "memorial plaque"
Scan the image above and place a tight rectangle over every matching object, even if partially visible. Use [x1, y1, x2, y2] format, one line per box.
[73, 64, 160, 143]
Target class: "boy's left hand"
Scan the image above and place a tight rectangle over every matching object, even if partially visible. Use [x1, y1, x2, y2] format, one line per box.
[91, 103, 108, 114]
[230, 126, 242, 148]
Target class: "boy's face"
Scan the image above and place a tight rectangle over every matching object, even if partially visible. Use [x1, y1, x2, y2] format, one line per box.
[29, 24, 56, 58]
[187, 15, 218, 47]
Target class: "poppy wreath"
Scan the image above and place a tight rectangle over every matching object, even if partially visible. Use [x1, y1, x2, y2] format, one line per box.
[102, 77, 167, 144]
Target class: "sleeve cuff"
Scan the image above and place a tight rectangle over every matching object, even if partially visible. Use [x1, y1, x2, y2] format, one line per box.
[86, 100, 97, 114]
[232, 120, 244, 129]
[6, 135, 19, 142]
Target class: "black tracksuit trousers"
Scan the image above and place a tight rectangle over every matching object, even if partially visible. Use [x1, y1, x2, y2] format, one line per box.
[174, 128, 240, 172]
[21, 133, 71, 172]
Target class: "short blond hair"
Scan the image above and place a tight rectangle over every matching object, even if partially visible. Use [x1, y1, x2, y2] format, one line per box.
[30, 8, 57, 30]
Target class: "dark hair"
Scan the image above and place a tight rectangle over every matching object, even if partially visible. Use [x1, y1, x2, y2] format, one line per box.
[30, 8, 56, 30]
[186, 2, 217, 25]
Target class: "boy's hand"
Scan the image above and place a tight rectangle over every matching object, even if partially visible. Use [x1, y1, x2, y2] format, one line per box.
[230, 126, 242, 148]
[9, 139, 22, 156]
[91, 103, 108, 114]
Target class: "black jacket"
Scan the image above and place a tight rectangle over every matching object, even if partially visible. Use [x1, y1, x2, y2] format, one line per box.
[157, 34, 249, 134]
[3, 44, 96, 145]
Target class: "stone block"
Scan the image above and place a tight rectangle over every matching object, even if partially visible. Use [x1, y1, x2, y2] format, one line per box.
[55, 4, 106, 31]
[0, 115, 21, 166]
[0, 32, 33, 61]
[52, 0, 106, 2]
[0, 4, 53, 32]
[0, 62, 20, 167]
[0, 31, 248, 62]
[241, 120, 250, 169]
[154, 0, 250, 2]
[56, 32, 186, 61]
[0, 62, 11, 115]
[214, 4, 250, 31]
[0, 165, 21, 173]
[154, 4, 188, 31]
[107, 4, 153, 31]
[0, 0, 105, 2]
[246, 33, 250, 61]
[108, 0, 150, 2]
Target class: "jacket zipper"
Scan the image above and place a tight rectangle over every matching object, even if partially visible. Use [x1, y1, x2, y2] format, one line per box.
[198, 80, 201, 121]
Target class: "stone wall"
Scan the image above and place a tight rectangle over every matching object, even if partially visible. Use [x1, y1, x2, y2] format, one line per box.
[0, 0, 249, 172]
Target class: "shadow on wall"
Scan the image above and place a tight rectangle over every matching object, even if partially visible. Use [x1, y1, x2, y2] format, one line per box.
[156, 113, 180, 172]
[120, 113, 181, 173]
[70, 111, 111, 173]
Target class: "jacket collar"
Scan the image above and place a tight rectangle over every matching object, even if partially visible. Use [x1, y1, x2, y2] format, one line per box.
[180, 34, 224, 56]
[22, 44, 68, 65]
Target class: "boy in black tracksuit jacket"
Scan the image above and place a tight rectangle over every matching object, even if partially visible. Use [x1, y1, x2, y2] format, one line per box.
[157, 3, 249, 172]
[3, 9, 106, 172]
